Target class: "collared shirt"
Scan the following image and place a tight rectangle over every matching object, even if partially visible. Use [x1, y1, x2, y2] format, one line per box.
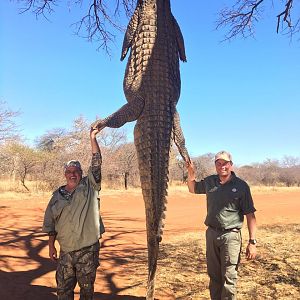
[42, 153, 102, 253]
[194, 172, 256, 230]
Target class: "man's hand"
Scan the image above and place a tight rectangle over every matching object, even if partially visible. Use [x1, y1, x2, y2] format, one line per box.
[91, 119, 106, 132]
[246, 213, 257, 260]
[186, 160, 196, 193]
[186, 160, 196, 181]
[246, 243, 257, 260]
[90, 126, 100, 139]
[90, 124, 102, 154]
[49, 245, 58, 261]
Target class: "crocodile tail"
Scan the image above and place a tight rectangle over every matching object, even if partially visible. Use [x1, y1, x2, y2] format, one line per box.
[145, 228, 159, 300]
[134, 112, 171, 300]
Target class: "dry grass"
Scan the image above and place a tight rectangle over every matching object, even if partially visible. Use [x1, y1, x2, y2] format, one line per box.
[118, 225, 300, 299]
[250, 185, 300, 194]
[0, 187, 299, 299]
[168, 184, 300, 195]
[0, 179, 51, 193]
[239, 224, 300, 299]
[1, 178, 300, 195]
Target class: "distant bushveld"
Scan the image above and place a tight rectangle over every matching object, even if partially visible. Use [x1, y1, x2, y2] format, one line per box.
[1, 114, 300, 192]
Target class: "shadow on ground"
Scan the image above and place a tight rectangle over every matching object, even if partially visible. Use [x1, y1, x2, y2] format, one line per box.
[0, 212, 149, 300]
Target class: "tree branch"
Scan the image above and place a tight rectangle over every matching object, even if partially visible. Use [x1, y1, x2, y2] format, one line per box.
[276, 0, 293, 33]
[216, 0, 265, 41]
[19, 0, 56, 20]
[15, 0, 136, 53]
[0, 102, 20, 143]
[217, 0, 300, 41]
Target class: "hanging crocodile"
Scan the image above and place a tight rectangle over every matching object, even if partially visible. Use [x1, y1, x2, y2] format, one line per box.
[92, 0, 190, 298]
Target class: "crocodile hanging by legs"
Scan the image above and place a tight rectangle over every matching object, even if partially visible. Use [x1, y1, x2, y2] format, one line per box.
[92, 1, 190, 299]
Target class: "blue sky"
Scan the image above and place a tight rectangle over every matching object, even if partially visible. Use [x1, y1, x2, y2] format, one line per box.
[1, 1, 299, 166]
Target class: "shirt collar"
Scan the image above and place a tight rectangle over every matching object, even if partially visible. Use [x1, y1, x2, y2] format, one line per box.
[216, 171, 237, 185]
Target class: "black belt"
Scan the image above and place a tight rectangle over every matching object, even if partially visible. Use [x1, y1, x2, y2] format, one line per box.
[209, 226, 240, 233]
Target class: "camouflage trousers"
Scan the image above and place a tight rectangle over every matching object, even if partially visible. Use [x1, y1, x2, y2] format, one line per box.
[206, 227, 242, 300]
[56, 241, 100, 300]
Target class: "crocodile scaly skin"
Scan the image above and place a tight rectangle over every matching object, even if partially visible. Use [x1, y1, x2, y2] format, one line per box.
[93, 1, 190, 298]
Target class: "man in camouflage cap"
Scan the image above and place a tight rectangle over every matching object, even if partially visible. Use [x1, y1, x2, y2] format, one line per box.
[43, 126, 105, 299]
[186, 150, 257, 299]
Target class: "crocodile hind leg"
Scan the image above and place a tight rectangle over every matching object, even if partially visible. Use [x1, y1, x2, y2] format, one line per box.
[172, 110, 190, 163]
[91, 95, 144, 129]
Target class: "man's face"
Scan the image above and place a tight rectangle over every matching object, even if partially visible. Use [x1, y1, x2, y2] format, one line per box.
[64, 166, 82, 188]
[215, 159, 233, 177]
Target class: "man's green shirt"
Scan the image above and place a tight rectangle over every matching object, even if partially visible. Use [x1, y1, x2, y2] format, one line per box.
[194, 172, 256, 230]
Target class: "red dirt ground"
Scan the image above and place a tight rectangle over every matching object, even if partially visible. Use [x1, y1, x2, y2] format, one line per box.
[0, 188, 299, 299]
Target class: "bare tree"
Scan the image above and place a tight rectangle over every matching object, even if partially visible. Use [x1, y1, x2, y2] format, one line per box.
[13, 0, 300, 52]
[169, 152, 215, 184]
[168, 145, 185, 183]
[278, 156, 300, 186]
[35, 127, 73, 189]
[16, 0, 136, 52]
[5, 142, 41, 191]
[33, 115, 128, 189]
[0, 101, 20, 143]
[98, 127, 127, 151]
[236, 165, 256, 185]
[280, 155, 300, 168]
[114, 142, 138, 189]
[216, 0, 300, 41]
[193, 153, 215, 180]
[35, 128, 68, 152]
[237, 156, 300, 186]
[278, 167, 298, 187]
[0, 145, 15, 179]
[261, 158, 281, 185]
[176, 159, 187, 183]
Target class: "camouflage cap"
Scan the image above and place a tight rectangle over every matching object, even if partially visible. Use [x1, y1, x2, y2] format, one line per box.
[214, 150, 232, 162]
[64, 160, 82, 172]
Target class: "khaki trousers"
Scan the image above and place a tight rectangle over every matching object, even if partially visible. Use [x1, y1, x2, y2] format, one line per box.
[206, 227, 242, 300]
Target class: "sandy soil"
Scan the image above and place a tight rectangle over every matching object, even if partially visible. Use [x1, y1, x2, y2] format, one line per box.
[0, 187, 299, 299]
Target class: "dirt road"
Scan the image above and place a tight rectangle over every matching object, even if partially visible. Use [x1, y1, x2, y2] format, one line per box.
[0, 188, 299, 299]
